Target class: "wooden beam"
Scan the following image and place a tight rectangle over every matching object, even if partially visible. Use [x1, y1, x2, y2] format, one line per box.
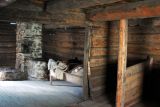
[0, 8, 86, 26]
[116, 19, 128, 107]
[6, 0, 42, 11]
[88, 0, 160, 21]
[47, 0, 123, 13]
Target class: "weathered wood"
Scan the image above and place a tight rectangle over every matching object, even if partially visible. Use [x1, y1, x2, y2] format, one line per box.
[88, 0, 160, 21]
[83, 27, 91, 100]
[88, 22, 109, 99]
[90, 76, 106, 89]
[105, 18, 160, 69]
[47, 0, 123, 13]
[125, 62, 145, 107]
[6, 0, 42, 11]
[116, 19, 128, 107]
[43, 28, 85, 61]
[90, 66, 107, 77]
[0, 22, 16, 67]
[90, 57, 107, 68]
[0, 8, 86, 26]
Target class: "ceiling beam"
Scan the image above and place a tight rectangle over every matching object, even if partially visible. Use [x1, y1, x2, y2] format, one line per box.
[47, 0, 124, 13]
[0, 8, 86, 27]
[5, 0, 43, 11]
[88, 0, 160, 21]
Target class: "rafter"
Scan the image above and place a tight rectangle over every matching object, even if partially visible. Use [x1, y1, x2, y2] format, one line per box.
[0, 8, 86, 26]
[88, 0, 160, 21]
[47, 0, 124, 13]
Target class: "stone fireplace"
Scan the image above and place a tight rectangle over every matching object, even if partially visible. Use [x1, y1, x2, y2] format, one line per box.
[15, 22, 47, 80]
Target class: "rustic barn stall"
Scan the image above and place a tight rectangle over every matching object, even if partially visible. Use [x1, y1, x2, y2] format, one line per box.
[107, 18, 160, 106]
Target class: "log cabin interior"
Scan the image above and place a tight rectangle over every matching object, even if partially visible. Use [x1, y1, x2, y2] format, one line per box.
[0, 0, 160, 107]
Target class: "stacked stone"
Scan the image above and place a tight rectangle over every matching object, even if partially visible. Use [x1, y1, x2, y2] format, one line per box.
[15, 22, 49, 80]
[27, 59, 48, 80]
[0, 67, 27, 80]
[16, 22, 42, 73]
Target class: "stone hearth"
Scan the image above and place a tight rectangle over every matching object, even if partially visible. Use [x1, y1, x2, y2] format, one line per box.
[0, 67, 27, 80]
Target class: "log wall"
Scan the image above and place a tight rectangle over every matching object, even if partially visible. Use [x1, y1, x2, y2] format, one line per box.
[89, 23, 110, 99]
[0, 22, 16, 67]
[42, 28, 85, 61]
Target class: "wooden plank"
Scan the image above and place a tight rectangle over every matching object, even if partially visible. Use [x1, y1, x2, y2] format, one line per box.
[88, 0, 160, 21]
[90, 76, 106, 89]
[90, 65, 107, 77]
[124, 62, 146, 107]
[116, 19, 128, 107]
[90, 57, 107, 68]
[0, 8, 85, 26]
[90, 86, 106, 99]
[47, 0, 123, 13]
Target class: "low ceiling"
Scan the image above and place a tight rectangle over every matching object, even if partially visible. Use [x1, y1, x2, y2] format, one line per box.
[0, 0, 158, 27]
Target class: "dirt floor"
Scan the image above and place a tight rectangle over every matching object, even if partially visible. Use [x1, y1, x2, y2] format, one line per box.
[0, 80, 83, 107]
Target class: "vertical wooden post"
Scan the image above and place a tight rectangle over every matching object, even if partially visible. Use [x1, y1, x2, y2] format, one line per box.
[83, 27, 91, 100]
[116, 19, 128, 107]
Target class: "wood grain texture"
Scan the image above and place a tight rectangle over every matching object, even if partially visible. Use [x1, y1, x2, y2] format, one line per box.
[88, 22, 108, 99]
[43, 28, 85, 61]
[116, 19, 128, 107]
[47, 0, 123, 13]
[0, 22, 16, 67]
[125, 62, 146, 107]
[88, 0, 160, 21]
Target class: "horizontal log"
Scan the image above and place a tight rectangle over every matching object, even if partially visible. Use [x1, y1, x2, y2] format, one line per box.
[43, 36, 85, 43]
[91, 47, 118, 57]
[44, 46, 84, 54]
[90, 57, 107, 67]
[91, 27, 107, 37]
[43, 51, 84, 60]
[43, 42, 84, 49]
[128, 48, 160, 56]
[47, 0, 123, 13]
[0, 36, 15, 41]
[88, 0, 160, 21]
[43, 52, 84, 59]
[90, 76, 106, 89]
[0, 8, 86, 26]
[43, 28, 86, 34]
[90, 86, 106, 99]
[90, 65, 107, 77]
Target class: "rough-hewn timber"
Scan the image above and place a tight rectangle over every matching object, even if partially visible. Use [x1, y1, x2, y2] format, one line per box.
[88, 0, 160, 21]
[116, 19, 128, 107]
[47, 0, 124, 13]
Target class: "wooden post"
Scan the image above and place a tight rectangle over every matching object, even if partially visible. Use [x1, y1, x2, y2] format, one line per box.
[116, 19, 128, 107]
[83, 27, 91, 100]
